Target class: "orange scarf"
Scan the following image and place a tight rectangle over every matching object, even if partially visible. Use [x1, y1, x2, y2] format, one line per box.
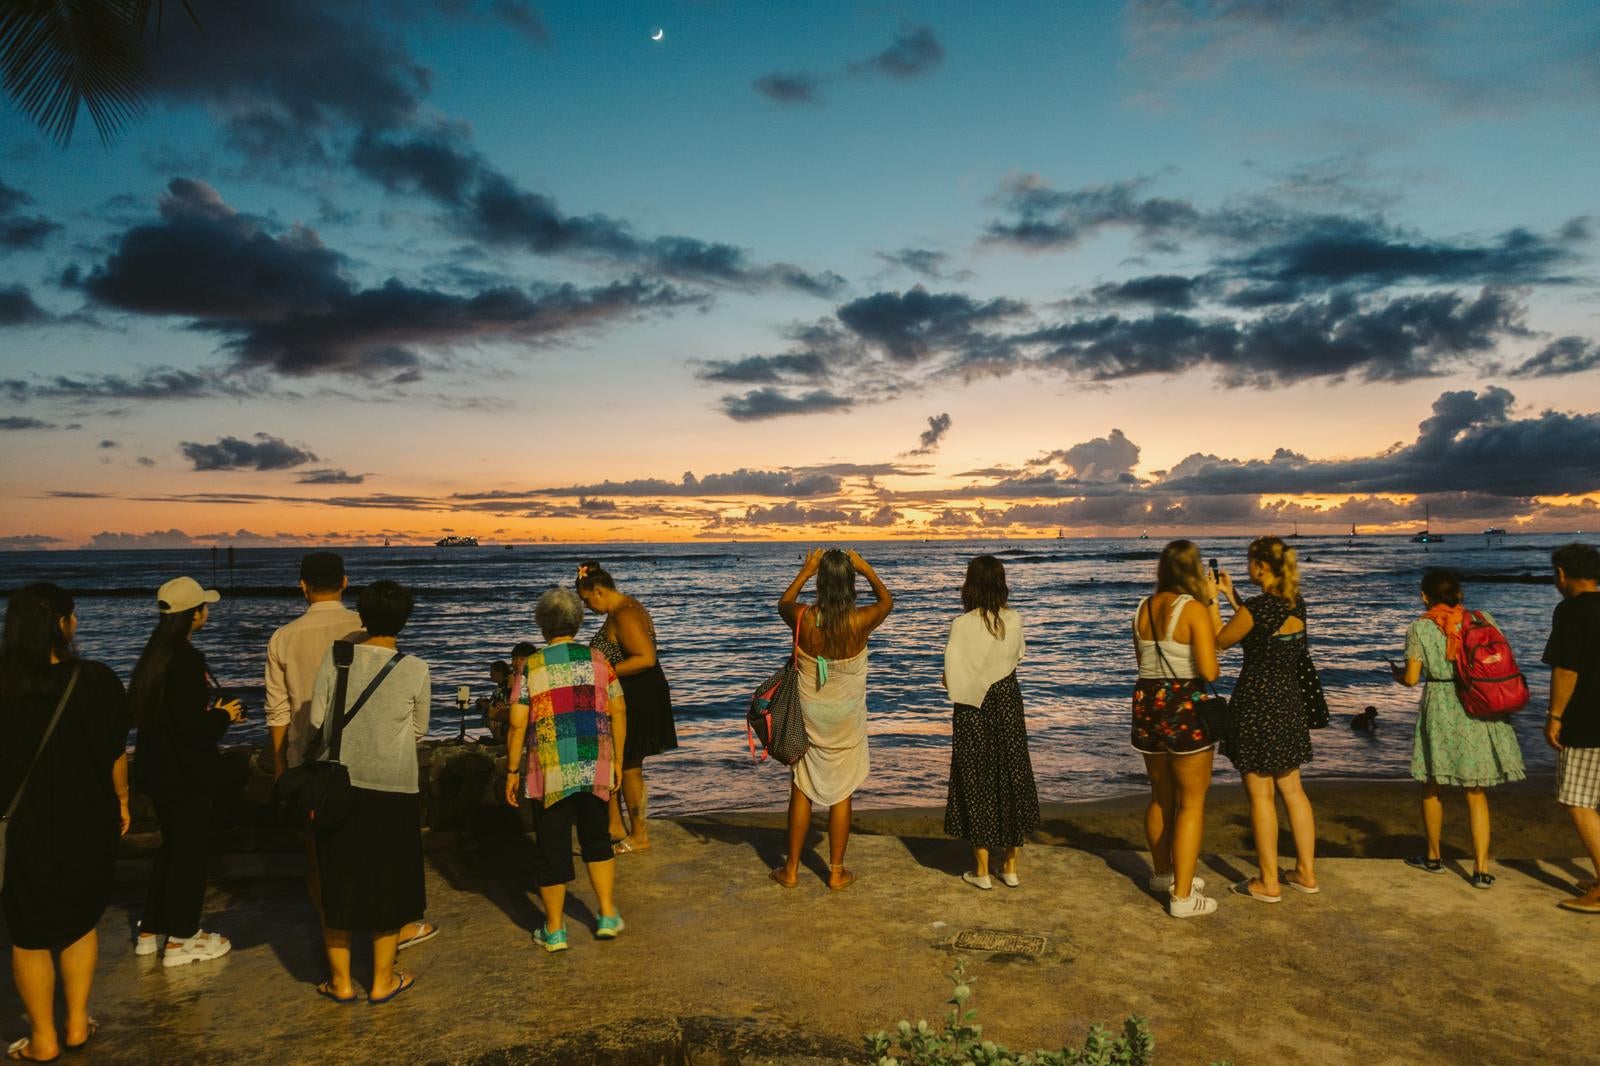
[1425, 603, 1467, 662]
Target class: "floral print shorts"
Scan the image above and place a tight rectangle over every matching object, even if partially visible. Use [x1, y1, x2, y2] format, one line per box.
[1131, 678, 1214, 755]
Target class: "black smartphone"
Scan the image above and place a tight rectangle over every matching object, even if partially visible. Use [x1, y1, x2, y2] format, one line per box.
[1209, 558, 1219, 580]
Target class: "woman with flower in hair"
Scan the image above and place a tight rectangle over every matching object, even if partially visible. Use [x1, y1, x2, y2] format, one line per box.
[575, 561, 676, 853]
[770, 548, 894, 890]
[1216, 535, 1319, 903]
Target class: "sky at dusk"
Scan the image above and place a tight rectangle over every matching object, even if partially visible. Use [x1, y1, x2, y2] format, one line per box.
[2, 0, 1598, 548]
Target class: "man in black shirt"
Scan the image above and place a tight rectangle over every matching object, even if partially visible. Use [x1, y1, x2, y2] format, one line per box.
[1543, 542, 1600, 914]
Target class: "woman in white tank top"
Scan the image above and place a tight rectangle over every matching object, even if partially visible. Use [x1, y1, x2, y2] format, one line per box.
[1131, 540, 1224, 918]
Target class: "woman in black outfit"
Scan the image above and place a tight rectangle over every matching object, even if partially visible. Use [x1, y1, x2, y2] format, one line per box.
[576, 561, 677, 852]
[130, 577, 244, 968]
[1, 584, 128, 1063]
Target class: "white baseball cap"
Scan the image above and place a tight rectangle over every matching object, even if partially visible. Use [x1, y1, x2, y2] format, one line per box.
[157, 576, 221, 614]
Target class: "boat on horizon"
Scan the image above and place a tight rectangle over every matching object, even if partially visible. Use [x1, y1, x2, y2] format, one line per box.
[435, 535, 479, 548]
[1482, 526, 1507, 536]
[1410, 505, 1445, 544]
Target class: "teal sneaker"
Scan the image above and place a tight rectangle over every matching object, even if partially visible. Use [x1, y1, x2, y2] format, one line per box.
[595, 914, 624, 940]
[534, 926, 568, 953]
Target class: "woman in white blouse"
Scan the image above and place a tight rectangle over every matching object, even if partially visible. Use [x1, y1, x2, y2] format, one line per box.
[942, 556, 1038, 890]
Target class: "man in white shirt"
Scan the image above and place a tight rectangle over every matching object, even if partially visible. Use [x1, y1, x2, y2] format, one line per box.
[265, 553, 365, 778]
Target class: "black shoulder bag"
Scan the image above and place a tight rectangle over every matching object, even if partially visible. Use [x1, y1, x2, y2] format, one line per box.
[0, 668, 80, 892]
[274, 642, 405, 832]
[1145, 600, 1234, 747]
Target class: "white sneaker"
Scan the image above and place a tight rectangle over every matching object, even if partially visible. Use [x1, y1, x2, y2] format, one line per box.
[1149, 873, 1207, 894]
[134, 932, 163, 957]
[961, 871, 994, 891]
[1167, 888, 1218, 918]
[998, 871, 1020, 888]
[162, 931, 232, 968]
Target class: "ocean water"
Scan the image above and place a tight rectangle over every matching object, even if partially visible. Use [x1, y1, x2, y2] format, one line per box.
[0, 534, 1574, 815]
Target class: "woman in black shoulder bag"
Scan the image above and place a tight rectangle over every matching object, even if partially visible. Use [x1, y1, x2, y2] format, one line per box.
[307, 581, 432, 1005]
[2, 584, 129, 1061]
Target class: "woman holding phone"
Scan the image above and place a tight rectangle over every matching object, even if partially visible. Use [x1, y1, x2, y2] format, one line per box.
[130, 577, 244, 969]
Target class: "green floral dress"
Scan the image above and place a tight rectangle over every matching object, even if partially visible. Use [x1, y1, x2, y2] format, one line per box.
[1406, 614, 1526, 787]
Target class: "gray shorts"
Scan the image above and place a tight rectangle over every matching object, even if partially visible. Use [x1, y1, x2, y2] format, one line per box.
[1557, 747, 1600, 809]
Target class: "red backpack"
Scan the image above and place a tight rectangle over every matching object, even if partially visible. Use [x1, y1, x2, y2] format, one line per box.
[1454, 611, 1530, 719]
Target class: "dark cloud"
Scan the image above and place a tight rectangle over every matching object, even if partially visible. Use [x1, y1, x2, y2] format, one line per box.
[836, 286, 1027, 362]
[848, 24, 946, 80]
[296, 468, 366, 484]
[1024, 287, 1528, 387]
[0, 179, 60, 251]
[0, 286, 50, 326]
[436, 0, 550, 44]
[1080, 274, 1209, 310]
[180, 433, 319, 472]
[719, 387, 855, 422]
[1034, 428, 1141, 480]
[0, 534, 65, 549]
[1510, 336, 1600, 378]
[1, 416, 54, 430]
[350, 131, 845, 296]
[983, 174, 1202, 251]
[78, 180, 702, 379]
[504, 469, 843, 499]
[3, 367, 251, 403]
[905, 412, 952, 456]
[753, 73, 824, 105]
[695, 352, 829, 385]
[742, 500, 854, 525]
[874, 247, 972, 282]
[98, 439, 119, 449]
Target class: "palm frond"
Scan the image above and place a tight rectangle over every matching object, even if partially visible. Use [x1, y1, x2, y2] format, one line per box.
[0, 0, 184, 148]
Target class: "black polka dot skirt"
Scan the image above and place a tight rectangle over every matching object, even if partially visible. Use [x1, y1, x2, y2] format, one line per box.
[943, 673, 1040, 851]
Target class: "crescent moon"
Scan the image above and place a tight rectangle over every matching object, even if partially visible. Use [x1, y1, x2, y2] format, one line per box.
[651, 28, 664, 41]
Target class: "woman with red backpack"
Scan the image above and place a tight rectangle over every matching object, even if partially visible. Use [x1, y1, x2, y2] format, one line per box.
[1391, 569, 1526, 888]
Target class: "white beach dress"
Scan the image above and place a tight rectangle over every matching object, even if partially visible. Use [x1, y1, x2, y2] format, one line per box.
[792, 646, 870, 806]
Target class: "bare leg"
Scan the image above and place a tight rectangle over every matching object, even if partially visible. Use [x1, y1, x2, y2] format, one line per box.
[10, 946, 60, 1061]
[1420, 780, 1443, 860]
[1243, 771, 1282, 894]
[827, 796, 854, 888]
[1567, 807, 1600, 901]
[1171, 749, 1214, 898]
[368, 931, 402, 1000]
[621, 767, 649, 847]
[1464, 787, 1491, 873]
[537, 883, 567, 933]
[1000, 847, 1018, 877]
[1142, 753, 1177, 876]
[608, 792, 627, 842]
[585, 857, 618, 917]
[321, 929, 355, 999]
[57, 929, 97, 1048]
[972, 846, 990, 878]
[1275, 769, 1318, 887]
[774, 784, 812, 884]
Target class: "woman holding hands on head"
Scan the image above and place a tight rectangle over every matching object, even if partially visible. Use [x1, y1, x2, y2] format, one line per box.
[771, 548, 893, 891]
[575, 561, 676, 853]
[1216, 536, 1320, 903]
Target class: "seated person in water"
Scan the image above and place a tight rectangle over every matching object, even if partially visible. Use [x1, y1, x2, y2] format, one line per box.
[475, 660, 513, 742]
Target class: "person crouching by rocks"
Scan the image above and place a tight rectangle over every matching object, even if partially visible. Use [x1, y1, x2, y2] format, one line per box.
[131, 577, 244, 968]
[943, 555, 1038, 891]
[308, 580, 432, 1004]
[1132, 541, 1224, 918]
[504, 587, 626, 952]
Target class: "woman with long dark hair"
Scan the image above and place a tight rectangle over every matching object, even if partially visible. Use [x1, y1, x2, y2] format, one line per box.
[1, 585, 128, 1061]
[130, 577, 243, 968]
[1392, 569, 1525, 886]
[1216, 536, 1319, 903]
[770, 548, 893, 890]
[1132, 541, 1223, 918]
[943, 556, 1037, 890]
[575, 561, 677, 852]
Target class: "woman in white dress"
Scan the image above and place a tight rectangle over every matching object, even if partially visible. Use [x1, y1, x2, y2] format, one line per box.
[769, 548, 893, 891]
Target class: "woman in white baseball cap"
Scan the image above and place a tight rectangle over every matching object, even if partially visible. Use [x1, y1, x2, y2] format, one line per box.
[129, 577, 244, 969]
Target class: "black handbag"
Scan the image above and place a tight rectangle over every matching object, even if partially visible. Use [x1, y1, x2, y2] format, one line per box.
[0, 668, 79, 893]
[274, 642, 405, 831]
[746, 607, 809, 765]
[1145, 600, 1234, 747]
